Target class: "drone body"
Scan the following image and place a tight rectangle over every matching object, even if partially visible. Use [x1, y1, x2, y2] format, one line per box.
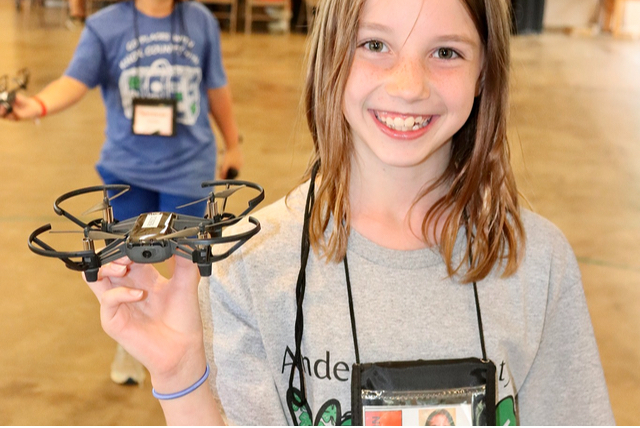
[0, 68, 29, 114]
[28, 181, 264, 281]
[121, 212, 183, 263]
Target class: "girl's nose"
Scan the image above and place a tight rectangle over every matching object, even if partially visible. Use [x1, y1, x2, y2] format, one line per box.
[385, 55, 430, 101]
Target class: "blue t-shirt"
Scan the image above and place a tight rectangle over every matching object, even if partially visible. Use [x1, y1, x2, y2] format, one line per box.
[65, 1, 227, 198]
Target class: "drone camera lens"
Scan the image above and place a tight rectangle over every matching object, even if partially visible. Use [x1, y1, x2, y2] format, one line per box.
[142, 250, 153, 259]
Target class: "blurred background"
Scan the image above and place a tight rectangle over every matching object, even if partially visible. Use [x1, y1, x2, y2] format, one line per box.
[1, 0, 638, 424]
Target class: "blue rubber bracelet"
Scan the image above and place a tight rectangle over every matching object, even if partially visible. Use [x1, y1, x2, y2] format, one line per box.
[152, 364, 210, 400]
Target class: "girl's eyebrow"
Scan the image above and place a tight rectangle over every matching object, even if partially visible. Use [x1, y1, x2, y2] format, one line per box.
[433, 34, 479, 48]
[357, 22, 392, 33]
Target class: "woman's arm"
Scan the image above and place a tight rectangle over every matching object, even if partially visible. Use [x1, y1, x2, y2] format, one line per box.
[207, 85, 243, 179]
[3, 76, 88, 120]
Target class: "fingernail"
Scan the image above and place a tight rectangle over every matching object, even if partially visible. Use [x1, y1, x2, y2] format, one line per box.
[129, 288, 143, 298]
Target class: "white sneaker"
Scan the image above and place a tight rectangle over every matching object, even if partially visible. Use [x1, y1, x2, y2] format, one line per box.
[110, 343, 146, 385]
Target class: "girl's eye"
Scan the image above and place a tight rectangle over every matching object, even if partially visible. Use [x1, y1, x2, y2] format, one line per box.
[434, 48, 460, 59]
[362, 40, 388, 53]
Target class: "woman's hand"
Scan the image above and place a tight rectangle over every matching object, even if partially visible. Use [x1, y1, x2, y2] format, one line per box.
[84, 255, 205, 382]
[219, 144, 244, 180]
[1, 93, 43, 120]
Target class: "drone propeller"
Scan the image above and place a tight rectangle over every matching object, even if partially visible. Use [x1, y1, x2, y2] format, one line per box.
[156, 226, 201, 241]
[215, 185, 246, 199]
[14, 68, 29, 90]
[87, 230, 126, 240]
[49, 229, 126, 240]
[176, 185, 247, 209]
[81, 187, 129, 216]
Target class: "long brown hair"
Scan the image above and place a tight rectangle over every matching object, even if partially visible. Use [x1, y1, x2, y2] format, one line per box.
[301, 0, 524, 283]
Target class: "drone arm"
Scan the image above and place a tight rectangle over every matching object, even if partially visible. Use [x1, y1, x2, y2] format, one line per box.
[172, 214, 210, 231]
[96, 240, 128, 265]
[110, 217, 138, 234]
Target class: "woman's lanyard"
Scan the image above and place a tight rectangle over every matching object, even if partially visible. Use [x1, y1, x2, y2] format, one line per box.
[130, 1, 190, 136]
[288, 160, 488, 407]
[132, 0, 178, 90]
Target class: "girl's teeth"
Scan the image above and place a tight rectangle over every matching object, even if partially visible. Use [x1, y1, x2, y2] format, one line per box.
[404, 117, 415, 128]
[377, 113, 430, 131]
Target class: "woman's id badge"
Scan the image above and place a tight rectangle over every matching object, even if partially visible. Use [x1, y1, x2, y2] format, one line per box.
[131, 98, 177, 137]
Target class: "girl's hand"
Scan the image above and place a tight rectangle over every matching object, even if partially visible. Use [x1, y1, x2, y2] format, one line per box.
[84, 255, 205, 383]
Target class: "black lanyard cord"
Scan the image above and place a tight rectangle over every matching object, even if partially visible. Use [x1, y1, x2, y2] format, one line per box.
[132, 0, 182, 94]
[343, 254, 360, 365]
[288, 160, 320, 406]
[473, 280, 487, 361]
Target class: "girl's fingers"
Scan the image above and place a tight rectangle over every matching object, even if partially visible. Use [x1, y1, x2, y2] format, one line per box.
[100, 260, 129, 278]
[98, 286, 145, 332]
[83, 258, 133, 300]
[172, 255, 201, 286]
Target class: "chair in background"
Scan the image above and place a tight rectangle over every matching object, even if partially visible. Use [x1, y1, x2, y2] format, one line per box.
[244, 0, 291, 34]
[196, 0, 238, 33]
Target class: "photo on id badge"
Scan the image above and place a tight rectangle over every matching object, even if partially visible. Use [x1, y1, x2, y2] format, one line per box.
[364, 404, 472, 426]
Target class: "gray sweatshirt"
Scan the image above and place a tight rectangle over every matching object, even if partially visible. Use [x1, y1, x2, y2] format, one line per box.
[203, 183, 614, 426]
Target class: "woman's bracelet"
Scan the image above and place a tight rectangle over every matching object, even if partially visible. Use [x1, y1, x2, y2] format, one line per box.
[32, 96, 47, 117]
[152, 364, 210, 400]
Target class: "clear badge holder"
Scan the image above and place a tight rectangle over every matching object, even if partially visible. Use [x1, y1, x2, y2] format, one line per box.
[352, 358, 496, 426]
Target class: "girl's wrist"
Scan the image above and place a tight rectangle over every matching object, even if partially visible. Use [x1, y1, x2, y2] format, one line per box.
[152, 364, 210, 400]
[149, 351, 209, 397]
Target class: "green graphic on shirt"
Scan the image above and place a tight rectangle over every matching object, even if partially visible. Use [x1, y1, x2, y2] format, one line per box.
[129, 76, 140, 90]
[496, 396, 517, 426]
[287, 387, 352, 426]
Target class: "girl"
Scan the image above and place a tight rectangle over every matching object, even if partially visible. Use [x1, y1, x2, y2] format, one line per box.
[87, 0, 614, 425]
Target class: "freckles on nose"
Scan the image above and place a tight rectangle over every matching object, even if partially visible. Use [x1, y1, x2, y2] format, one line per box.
[386, 59, 429, 98]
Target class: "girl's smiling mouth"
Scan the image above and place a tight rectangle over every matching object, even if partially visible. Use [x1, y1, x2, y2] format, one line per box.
[370, 110, 435, 139]
[373, 110, 433, 132]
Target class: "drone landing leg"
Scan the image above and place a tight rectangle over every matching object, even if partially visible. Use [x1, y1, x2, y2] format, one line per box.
[197, 263, 212, 277]
[85, 268, 100, 283]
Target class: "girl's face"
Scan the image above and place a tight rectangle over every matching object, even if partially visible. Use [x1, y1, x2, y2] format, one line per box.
[343, 0, 483, 177]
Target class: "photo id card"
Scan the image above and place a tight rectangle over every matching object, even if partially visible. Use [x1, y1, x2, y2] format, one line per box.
[131, 98, 177, 137]
[363, 403, 473, 426]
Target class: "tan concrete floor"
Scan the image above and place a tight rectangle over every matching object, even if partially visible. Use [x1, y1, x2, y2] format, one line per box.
[1, 2, 638, 425]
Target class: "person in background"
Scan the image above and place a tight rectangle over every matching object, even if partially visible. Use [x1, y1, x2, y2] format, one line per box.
[66, 0, 86, 29]
[2, 0, 242, 386]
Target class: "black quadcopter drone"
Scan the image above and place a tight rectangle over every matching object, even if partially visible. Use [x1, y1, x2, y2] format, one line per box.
[0, 68, 30, 114]
[28, 180, 264, 282]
